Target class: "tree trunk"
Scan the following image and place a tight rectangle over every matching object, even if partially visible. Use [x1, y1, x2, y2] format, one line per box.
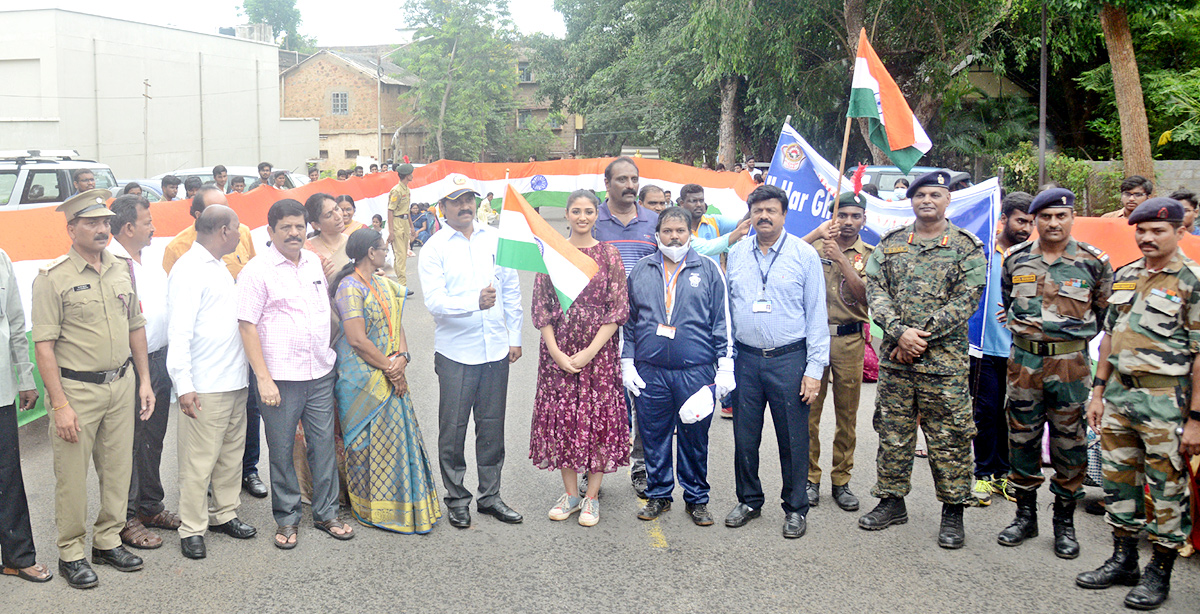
[717, 75, 739, 169]
[1098, 4, 1154, 181]
[436, 37, 459, 161]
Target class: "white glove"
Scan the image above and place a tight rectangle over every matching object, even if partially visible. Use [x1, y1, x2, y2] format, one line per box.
[715, 357, 736, 398]
[621, 358, 646, 397]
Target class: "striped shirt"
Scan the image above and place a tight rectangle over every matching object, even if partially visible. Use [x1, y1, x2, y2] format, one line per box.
[593, 201, 659, 275]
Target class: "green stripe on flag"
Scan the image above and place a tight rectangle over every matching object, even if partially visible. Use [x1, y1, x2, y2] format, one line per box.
[512, 190, 611, 209]
[18, 332, 46, 427]
[554, 287, 575, 311]
[847, 87, 880, 120]
[495, 239, 548, 274]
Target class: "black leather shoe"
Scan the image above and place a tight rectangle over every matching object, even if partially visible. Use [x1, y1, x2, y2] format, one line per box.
[724, 503, 761, 528]
[686, 503, 714, 526]
[806, 481, 819, 507]
[631, 462, 648, 499]
[1052, 497, 1080, 559]
[1078, 535, 1141, 589]
[180, 536, 206, 560]
[447, 506, 471, 528]
[832, 484, 860, 512]
[58, 559, 98, 589]
[91, 546, 143, 572]
[477, 500, 523, 524]
[997, 489, 1037, 546]
[1124, 547, 1177, 610]
[638, 498, 671, 520]
[937, 504, 965, 549]
[242, 474, 268, 499]
[783, 512, 807, 539]
[210, 518, 257, 540]
[858, 497, 907, 530]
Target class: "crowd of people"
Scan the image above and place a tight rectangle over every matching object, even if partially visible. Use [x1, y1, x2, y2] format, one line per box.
[0, 156, 1197, 611]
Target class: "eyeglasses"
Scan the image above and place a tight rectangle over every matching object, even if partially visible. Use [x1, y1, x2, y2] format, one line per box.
[1122, 191, 1147, 198]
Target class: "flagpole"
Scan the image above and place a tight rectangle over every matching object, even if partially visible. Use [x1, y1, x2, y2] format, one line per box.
[831, 117, 853, 225]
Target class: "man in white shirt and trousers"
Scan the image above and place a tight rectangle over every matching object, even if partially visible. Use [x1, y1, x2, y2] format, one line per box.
[167, 205, 256, 560]
[419, 183, 524, 529]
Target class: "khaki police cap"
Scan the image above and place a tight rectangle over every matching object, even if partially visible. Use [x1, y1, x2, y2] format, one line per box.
[56, 189, 115, 221]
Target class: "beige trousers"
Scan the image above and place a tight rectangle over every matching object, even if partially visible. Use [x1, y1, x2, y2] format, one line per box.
[808, 332, 866, 486]
[52, 373, 135, 561]
[177, 388, 248, 538]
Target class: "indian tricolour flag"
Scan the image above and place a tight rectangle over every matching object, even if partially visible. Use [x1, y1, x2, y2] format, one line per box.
[847, 28, 932, 174]
[496, 185, 598, 311]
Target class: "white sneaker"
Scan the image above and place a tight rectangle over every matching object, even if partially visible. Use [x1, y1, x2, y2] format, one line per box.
[578, 496, 599, 527]
[549, 493, 582, 521]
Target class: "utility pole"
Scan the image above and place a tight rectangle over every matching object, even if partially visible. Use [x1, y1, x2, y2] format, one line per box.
[1037, 2, 1048, 187]
[143, 79, 152, 177]
[377, 54, 383, 163]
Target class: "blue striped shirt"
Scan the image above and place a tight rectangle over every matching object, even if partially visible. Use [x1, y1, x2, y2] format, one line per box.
[593, 202, 659, 275]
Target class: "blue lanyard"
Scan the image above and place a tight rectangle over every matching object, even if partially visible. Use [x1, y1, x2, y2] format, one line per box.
[752, 233, 786, 290]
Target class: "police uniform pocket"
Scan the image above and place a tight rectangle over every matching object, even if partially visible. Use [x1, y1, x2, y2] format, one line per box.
[1109, 290, 1135, 305]
[1054, 283, 1090, 320]
[65, 289, 103, 324]
[1013, 282, 1038, 298]
[110, 280, 136, 319]
[1139, 293, 1182, 336]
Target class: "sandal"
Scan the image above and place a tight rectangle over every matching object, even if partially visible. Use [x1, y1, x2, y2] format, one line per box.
[2, 563, 53, 583]
[314, 519, 355, 541]
[274, 525, 298, 550]
[120, 518, 163, 550]
[914, 449, 928, 459]
[137, 510, 182, 530]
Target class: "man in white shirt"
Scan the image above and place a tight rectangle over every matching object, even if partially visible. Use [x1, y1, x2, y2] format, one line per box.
[167, 206, 256, 560]
[419, 184, 523, 528]
[108, 195, 179, 550]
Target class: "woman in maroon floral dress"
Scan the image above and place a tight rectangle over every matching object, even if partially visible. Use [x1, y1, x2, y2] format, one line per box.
[530, 190, 629, 527]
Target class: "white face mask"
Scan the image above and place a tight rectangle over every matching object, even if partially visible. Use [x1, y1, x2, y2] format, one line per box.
[657, 235, 689, 262]
[894, 188, 908, 201]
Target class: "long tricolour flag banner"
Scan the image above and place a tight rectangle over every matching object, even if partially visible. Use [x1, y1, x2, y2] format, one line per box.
[496, 185, 598, 311]
[847, 28, 932, 174]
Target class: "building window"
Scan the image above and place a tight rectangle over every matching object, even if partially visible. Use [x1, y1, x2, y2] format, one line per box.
[332, 92, 349, 115]
[518, 109, 533, 129]
[548, 115, 562, 130]
[345, 149, 359, 159]
[518, 62, 532, 83]
[319, 149, 328, 159]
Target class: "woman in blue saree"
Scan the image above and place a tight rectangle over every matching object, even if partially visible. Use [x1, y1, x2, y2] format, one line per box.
[331, 228, 441, 533]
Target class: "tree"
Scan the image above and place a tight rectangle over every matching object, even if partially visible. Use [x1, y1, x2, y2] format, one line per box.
[399, 0, 517, 161]
[241, 0, 311, 50]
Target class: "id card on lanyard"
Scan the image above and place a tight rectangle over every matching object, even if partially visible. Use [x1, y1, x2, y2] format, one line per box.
[752, 234, 785, 313]
[659, 255, 684, 338]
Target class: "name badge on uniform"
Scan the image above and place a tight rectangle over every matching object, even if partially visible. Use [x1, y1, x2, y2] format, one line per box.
[752, 299, 772, 313]
[1012, 275, 1036, 284]
[656, 324, 676, 339]
[1113, 282, 1137, 291]
[71, 284, 91, 292]
[882, 247, 908, 254]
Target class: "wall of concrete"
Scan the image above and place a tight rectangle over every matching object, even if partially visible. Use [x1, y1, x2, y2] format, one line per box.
[0, 9, 318, 178]
[1082, 160, 1200, 196]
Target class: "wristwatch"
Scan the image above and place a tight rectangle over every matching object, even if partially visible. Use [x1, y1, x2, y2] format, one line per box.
[1189, 409, 1200, 422]
[395, 352, 411, 363]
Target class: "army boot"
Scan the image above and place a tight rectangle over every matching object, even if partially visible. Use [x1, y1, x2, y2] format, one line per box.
[857, 497, 907, 530]
[937, 503, 965, 549]
[1052, 496, 1080, 559]
[997, 489, 1037, 546]
[1076, 534, 1140, 589]
[1123, 546, 1177, 610]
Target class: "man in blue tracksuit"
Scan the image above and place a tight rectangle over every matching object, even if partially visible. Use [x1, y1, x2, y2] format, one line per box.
[623, 206, 734, 527]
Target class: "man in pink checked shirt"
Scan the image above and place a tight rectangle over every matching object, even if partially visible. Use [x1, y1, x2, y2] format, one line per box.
[237, 199, 355, 550]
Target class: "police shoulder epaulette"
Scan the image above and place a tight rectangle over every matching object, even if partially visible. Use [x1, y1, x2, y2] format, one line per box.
[1077, 241, 1109, 263]
[38, 255, 69, 275]
[879, 225, 909, 242]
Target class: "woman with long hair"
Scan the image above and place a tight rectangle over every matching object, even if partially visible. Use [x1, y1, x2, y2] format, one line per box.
[338, 195, 367, 235]
[304, 193, 349, 282]
[331, 228, 441, 533]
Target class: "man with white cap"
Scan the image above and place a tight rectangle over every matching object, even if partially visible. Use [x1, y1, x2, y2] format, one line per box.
[418, 178, 524, 528]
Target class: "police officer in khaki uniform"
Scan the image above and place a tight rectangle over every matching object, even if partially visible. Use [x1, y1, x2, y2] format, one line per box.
[32, 189, 156, 589]
[387, 164, 415, 290]
[802, 191, 872, 512]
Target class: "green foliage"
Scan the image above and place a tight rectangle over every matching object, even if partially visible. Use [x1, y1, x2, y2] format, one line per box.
[399, 0, 518, 162]
[1078, 63, 1200, 160]
[507, 119, 557, 162]
[241, 0, 309, 50]
[995, 141, 1124, 213]
[938, 86, 1039, 170]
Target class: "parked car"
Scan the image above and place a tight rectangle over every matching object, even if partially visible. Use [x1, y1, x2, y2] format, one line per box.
[114, 180, 166, 202]
[150, 166, 307, 192]
[0, 149, 119, 210]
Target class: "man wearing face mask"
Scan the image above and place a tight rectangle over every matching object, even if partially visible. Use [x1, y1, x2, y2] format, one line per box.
[998, 188, 1113, 559]
[623, 206, 732, 526]
[724, 185, 829, 539]
[1077, 198, 1200, 610]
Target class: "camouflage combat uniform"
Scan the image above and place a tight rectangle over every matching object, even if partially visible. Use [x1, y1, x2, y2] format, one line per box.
[1099, 252, 1199, 548]
[864, 223, 986, 503]
[1001, 239, 1113, 499]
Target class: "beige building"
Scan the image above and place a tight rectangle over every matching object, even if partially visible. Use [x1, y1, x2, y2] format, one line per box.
[280, 50, 425, 171]
[513, 57, 582, 160]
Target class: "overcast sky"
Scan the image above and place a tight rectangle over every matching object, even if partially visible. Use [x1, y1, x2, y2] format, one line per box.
[17, 1, 566, 45]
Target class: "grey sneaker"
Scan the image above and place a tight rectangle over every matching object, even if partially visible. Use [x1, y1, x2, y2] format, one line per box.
[548, 493, 582, 521]
[578, 497, 599, 527]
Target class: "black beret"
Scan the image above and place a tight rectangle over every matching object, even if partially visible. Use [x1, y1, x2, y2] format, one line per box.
[837, 191, 866, 209]
[1128, 197, 1185, 225]
[1030, 188, 1075, 215]
[906, 170, 952, 199]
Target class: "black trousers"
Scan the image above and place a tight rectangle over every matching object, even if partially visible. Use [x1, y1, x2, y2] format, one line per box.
[0, 403, 36, 568]
[242, 369, 261, 478]
[434, 353, 510, 509]
[127, 347, 173, 519]
[733, 345, 812, 515]
[969, 354, 1010, 479]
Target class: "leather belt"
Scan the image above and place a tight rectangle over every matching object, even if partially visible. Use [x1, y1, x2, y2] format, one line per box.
[829, 322, 864, 337]
[735, 339, 806, 359]
[61, 358, 131, 385]
[1117, 373, 1187, 390]
[1013, 336, 1086, 356]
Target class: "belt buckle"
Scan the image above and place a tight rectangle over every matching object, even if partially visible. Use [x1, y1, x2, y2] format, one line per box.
[762, 346, 777, 358]
[102, 369, 118, 384]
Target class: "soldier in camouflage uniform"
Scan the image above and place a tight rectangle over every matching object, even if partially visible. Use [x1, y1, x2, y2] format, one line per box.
[857, 170, 987, 549]
[997, 188, 1113, 560]
[1076, 198, 1200, 611]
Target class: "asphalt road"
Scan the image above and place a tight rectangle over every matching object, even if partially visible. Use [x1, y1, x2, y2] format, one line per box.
[4, 208, 1197, 613]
